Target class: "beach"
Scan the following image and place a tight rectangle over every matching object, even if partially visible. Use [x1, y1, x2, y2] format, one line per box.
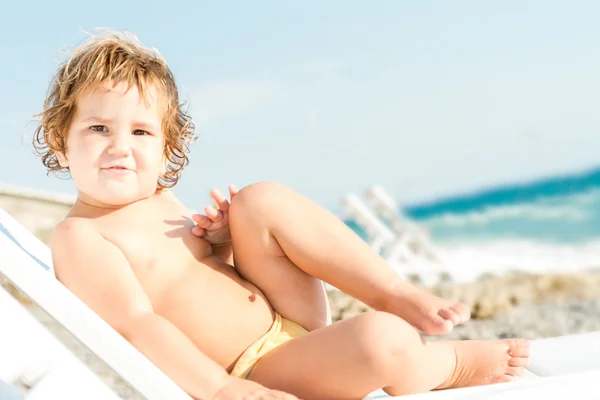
[3, 185, 600, 397]
[4, 269, 600, 399]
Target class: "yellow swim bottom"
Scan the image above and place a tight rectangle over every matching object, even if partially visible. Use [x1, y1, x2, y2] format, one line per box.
[230, 313, 308, 379]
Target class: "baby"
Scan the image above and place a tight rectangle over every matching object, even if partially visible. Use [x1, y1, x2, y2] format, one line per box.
[33, 32, 530, 400]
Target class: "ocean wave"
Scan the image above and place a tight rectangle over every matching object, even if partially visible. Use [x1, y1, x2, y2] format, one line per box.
[405, 166, 600, 220]
[422, 202, 590, 227]
[412, 187, 600, 244]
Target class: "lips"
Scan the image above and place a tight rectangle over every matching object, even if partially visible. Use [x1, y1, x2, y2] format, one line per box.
[101, 166, 135, 174]
[103, 165, 132, 170]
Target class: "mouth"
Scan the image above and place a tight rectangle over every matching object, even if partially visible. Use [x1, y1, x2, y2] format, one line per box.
[102, 166, 134, 173]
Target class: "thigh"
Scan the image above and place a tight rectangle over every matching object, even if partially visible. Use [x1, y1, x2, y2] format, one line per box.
[247, 312, 408, 400]
[229, 190, 331, 331]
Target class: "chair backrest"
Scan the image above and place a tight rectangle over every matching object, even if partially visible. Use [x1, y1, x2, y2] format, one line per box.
[0, 208, 54, 275]
[341, 194, 396, 242]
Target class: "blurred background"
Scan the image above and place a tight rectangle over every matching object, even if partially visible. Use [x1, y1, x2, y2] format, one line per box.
[2, 1, 600, 343]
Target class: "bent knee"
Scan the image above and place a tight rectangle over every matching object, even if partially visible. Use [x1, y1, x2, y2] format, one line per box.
[352, 312, 425, 370]
[230, 181, 289, 218]
[232, 181, 287, 207]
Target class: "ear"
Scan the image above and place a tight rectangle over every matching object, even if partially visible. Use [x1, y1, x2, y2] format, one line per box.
[55, 151, 69, 168]
[49, 129, 69, 168]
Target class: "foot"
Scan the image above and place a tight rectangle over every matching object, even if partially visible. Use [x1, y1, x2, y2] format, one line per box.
[439, 339, 531, 390]
[389, 282, 471, 335]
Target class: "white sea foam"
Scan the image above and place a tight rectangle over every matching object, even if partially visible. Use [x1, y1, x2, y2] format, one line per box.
[423, 203, 589, 227]
[428, 239, 600, 284]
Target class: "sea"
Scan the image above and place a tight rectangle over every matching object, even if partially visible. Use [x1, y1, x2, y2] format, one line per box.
[342, 166, 600, 283]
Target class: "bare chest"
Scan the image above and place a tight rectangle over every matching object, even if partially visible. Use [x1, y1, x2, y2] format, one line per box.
[98, 212, 214, 297]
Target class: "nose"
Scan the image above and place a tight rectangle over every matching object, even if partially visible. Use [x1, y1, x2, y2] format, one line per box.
[107, 131, 132, 157]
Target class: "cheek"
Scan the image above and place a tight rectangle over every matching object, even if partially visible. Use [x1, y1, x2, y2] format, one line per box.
[138, 143, 167, 172]
[154, 140, 168, 171]
[161, 152, 168, 174]
[67, 134, 94, 155]
[66, 143, 95, 166]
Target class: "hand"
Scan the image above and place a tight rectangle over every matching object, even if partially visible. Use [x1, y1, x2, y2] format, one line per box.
[191, 185, 238, 246]
[212, 377, 300, 400]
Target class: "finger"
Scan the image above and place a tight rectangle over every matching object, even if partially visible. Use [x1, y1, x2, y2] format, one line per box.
[229, 184, 239, 199]
[205, 206, 224, 223]
[211, 188, 230, 212]
[275, 391, 299, 400]
[191, 214, 214, 228]
[246, 389, 269, 400]
[191, 225, 206, 237]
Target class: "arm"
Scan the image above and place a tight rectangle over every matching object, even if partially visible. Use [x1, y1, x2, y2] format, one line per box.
[51, 219, 230, 400]
[211, 242, 233, 266]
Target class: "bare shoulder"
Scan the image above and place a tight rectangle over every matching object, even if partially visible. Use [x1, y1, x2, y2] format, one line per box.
[155, 189, 190, 211]
[51, 217, 101, 274]
[51, 216, 152, 333]
[52, 216, 96, 241]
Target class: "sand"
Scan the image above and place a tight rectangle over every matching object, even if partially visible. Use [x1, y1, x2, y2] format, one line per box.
[328, 270, 600, 321]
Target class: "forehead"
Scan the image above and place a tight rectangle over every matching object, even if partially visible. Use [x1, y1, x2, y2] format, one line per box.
[74, 80, 166, 119]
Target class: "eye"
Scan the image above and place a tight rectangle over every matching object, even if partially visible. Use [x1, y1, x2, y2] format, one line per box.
[90, 125, 108, 132]
[132, 129, 150, 136]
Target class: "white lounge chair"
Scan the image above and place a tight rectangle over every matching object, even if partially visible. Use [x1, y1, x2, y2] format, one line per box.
[364, 185, 438, 262]
[341, 193, 447, 286]
[341, 193, 399, 255]
[0, 278, 121, 399]
[3, 208, 600, 399]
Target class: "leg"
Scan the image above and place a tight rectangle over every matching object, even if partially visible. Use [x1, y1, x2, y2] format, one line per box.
[229, 183, 332, 331]
[247, 312, 530, 400]
[230, 182, 469, 335]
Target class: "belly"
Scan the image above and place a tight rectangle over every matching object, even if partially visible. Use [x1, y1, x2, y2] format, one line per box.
[151, 259, 275, 370]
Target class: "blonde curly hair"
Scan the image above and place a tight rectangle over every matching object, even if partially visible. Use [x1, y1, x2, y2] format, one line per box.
[32, 30, 196, 189]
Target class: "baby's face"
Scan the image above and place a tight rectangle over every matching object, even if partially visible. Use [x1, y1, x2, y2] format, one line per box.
[59, 81, 166, 207]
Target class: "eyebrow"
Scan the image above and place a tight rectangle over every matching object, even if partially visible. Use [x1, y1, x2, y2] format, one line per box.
[80, 116, 113, 124]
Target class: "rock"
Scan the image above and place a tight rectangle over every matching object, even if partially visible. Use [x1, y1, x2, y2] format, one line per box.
[327, 270, 600, 323]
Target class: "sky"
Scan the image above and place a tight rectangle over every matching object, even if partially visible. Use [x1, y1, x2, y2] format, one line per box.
[1, 1, 600, 211]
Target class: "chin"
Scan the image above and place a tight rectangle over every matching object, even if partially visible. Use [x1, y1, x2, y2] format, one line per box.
[81, 186, 156, 208]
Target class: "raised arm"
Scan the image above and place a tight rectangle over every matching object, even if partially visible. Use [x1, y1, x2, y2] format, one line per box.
[51, 219, 230, 400]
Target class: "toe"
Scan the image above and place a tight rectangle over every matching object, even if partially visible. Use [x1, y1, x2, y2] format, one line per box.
[438, 308, 461, 325]
[508, 356, 531, 368]
[506, 366, 526, 377]
[450, 303, 471, 324]
[424, 313, 454, 335]
[494, 375, 515, 384]
[507, 339, 530, 358]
